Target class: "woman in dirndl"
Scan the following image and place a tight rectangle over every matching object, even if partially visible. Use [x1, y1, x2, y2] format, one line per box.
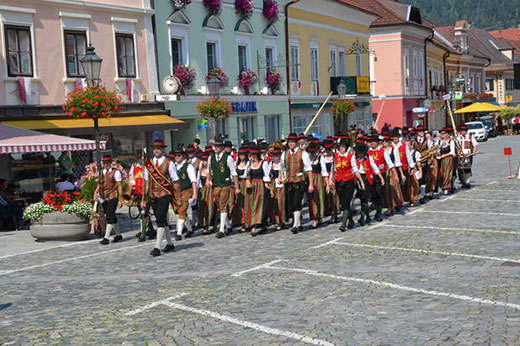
[268, 147, 286, 231]
[307, 142, 329, 229]
[245, 145, 271, 236]
[322, 138, 339, 223]
[437, 127, 456, 195]
[198, 149, 216, 234]
[383, 135, 404, 215]
[235, 146, 249, 232]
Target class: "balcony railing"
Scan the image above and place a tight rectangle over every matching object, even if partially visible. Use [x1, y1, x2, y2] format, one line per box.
[330, 76, 371, 95]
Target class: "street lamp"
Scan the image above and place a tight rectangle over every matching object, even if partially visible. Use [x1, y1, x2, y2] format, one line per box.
[80, 44, 103, 166]
[337, 82, 347, 99]
[207, 76, 221, 98]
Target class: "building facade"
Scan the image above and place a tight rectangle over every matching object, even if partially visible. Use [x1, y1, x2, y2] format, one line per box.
[154, 0, 290, 147]
[287, 0, 377, 137]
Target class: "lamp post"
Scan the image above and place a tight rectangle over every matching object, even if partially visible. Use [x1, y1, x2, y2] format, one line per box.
[206, 76, 221, 139]
[337, 82, 347, 99]
[80, 44, 103, 167]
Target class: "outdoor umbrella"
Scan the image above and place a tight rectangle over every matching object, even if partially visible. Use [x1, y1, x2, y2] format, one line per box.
[454, 102, 503, 114]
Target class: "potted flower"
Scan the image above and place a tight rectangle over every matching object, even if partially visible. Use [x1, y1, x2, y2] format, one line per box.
[238, 68, 258, 95]
[24, 191, 93, 241]
[206, 67, 229, 88]
[203, 0, 222, 14]
[235, 0, 254, 18]
[171, 0, 192, 10]
[173, 65, 197, 95]
[263, 0, 279, 22]
[63, 86, 122, 120]
[197, 97, 233, 139]
[331, 99, 355, 134]
[266, 70, 282, 94]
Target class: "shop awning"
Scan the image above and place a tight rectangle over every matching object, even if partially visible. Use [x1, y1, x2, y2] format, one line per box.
[454, 102, 503, 114]
[2, 114, 184, 131]
[0, 124, 104, 154]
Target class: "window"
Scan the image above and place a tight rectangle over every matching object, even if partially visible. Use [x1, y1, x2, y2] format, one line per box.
[64, 31, 87, 77]
[310, 48, 319, 81]
[171, 38, 183, 66]
[355, 51, 362, 77]
[238, 45, 248, 73]
[475, 74, 481, 93]
[5, 25, 33, 77]
[265, 47, 274, 73]
[238, 117, 254, 142]
[485, 78, 494, 92]
[404, 48, 410, 94]
[506, 78, 515, 91]
[115, 33, 136, 77]
[265, 115, 280, 143]
[206, 42, 217, 70]
[329, 49, 336, 77]
[338, 50, 346, 76]
[290, 45, 299, 81]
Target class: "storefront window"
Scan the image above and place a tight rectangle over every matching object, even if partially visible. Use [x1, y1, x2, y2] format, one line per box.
[265, 115, 280, 143]
[237, 117, 255, 142]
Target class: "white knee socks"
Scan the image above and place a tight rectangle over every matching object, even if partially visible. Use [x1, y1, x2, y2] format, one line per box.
[219, 213, 227, 233]
[177, 219, 185, 235]
[293, 211, 301, 228]
[420, 186, 426, 198]
[155, 227, 165, 249]
[104, 224, 113, 239]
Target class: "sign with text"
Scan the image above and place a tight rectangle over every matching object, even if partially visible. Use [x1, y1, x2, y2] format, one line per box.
[356, 76, 371, 94]
[232, 101, 258, 113]
[506, 95, 513, 102]
[504, 147, 512, 156]
[412, 107, 429, 113]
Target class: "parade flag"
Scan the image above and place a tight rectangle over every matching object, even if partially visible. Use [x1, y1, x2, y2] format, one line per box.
[126, 78, 134, 102]
[17, 77, 31, 104]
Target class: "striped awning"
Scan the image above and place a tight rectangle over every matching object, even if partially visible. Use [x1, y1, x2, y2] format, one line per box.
[0, 124, 104, 154]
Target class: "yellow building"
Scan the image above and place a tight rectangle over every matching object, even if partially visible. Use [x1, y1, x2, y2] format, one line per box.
[287, 0, 378, 136]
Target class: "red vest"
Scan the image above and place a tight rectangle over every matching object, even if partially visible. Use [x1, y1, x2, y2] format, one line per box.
[368, 147, 387, 174]
[334, 152, 355, 182]
[100, 169, 118, 200]
[356, 156, 375, 185]
[131, 163, 144, 195]
[397, 144, 409, 171]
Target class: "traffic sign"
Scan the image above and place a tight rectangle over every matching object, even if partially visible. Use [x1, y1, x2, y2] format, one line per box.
[506, 95, 513, 102]
[504, 147, 512, 156]
[412, 107, 429, 113]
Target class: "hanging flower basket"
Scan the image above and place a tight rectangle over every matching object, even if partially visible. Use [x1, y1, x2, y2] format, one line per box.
[171, 0, 192, 10]
[262, 0, 279, 22]
[197, 97, 233, 120]
[238, 68, 258, 94]
[63, 86, 122, 119]
[266, 70, 282, 94]
[206, 67, 229, 87]
[235, 0, 254, 18]
[203, 0, 222, 15]
[331, 99, 355, 120]
[173, 65, 197, 95]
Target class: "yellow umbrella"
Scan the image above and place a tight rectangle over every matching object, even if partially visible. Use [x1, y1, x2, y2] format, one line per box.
[454, 102, 503, 113]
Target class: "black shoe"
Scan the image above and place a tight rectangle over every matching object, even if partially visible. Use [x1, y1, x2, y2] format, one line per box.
[426, 195, 433, 201]
[359, 217, 365, 226]
[419, 197, 426, 204]
[162, 244, 175, 253]
[148, 232, 156, 240]
[375, 214, 383, 222]
[365, 216, 371, 225]
[150, 248, 161, 256]
[290, 227, 299, 234]
[347, 220, 355, 230]
[339, 224, 347, 232]
[112, 235, 123, 243]
[185, 230, 194, 238]
[174, 234, 182, 241]
[215, 231, 225, 239]
[99, 238, 109, 245]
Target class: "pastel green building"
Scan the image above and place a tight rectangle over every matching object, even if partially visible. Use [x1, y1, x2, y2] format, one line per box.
[154, 0, 290, 147]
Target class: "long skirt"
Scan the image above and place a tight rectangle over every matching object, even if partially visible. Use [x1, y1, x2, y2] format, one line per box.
[324, 184, 340, 218]
[270, 184, 286, 225]
[409, 166, 420, 203]
[439, 156, 454, 191]
[385, 169, 403, 210]
[233, 179, 248, 226]
[426, 160, 438, 194]
[402, 170, 411, 202]
[308, 173, 326, 220]
[245, 179, 266, 227]
[199, 186, 215, 228]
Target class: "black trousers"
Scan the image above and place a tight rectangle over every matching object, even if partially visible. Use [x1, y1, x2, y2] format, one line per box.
[286, 182, 306, 214]
[357, 175, 371, 204]
[102, 198, 118, 224]
[336, 180, 356, 211]
[151, 195, 171, 228]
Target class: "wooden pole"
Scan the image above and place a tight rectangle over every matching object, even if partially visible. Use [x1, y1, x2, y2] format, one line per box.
[373, 98, 387, 130]
[304, 91, 334, 135]
[445, 99, 459, 137]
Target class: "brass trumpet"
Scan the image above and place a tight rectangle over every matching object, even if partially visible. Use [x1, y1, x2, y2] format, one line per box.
[122, 193, 138, 207]
[418, 145, 440, 165]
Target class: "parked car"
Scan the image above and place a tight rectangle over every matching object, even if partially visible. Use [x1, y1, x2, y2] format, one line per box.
[465, 121, 488, 142]
[476, 117, 497, 138]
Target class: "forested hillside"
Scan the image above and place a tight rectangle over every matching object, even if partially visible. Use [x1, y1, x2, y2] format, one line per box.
[399, 0, 520, 30]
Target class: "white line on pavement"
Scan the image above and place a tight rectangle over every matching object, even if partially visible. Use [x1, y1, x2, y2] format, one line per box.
[438, 195, 457, 203]
[161, 300, 335, 346]
[332, 241, 520, 264]
[449, 197, 520, 203]
[311, 237, 345, 249]
[486, 181, 498, 185]
[0, 238, 102, 260]
[0, 243, 149, 276]
[267, 266, 520, 310]
[382, 224, 520, 236]
[231, 259, 284, 277]
[467, 188, 519, 193]
[419, 210, 520, 217]
[407, 207, 426, 215]
[125, 293, 190, 316]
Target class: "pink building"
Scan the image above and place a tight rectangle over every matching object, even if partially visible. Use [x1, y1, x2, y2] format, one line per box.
[0, 0, 158, 106]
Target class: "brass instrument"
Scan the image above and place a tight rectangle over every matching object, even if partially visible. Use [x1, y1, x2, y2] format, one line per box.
[418, 145, 440, 165]
[122, 193, 138, 207]
[91, 200, 100, 220]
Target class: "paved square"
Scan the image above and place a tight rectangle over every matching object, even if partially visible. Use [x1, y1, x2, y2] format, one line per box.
[1, 136, 519, 345]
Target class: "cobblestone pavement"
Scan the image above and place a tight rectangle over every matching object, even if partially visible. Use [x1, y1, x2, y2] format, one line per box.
[1, 136, 520, 345]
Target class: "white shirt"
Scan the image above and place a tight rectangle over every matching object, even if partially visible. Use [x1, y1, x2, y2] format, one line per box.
[175, 160, 197, 184]
[209, 152, 238, 177]
[102, 168, 122, 182]
[356, 156, 380, 175]
[437, 139, 456, 158]
[393, 142, 415, 168]
[281, 147, 313, 174]
[416, 136, 433, 149]
[143, 155, 179, 182]
[387, 146, 402, 167]
[457, 133, 478, 155]
[56, 181, 75, 192]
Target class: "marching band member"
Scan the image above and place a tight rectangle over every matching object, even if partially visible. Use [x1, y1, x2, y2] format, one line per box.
[282, 133, 313, 234]
[235, 146, 249, 233]
[437, 128, 456, 195]
[456, 125, 478, 189]
[142, 140, 180, 257]
[405, 136, 421, 207]
[413, 126, 434, 202]
[129, 150, 155, 242]
[367, 135, 391, 221]
[245, 145, 271, 236]
[392, 129, 414, 204]
[206, 138, 239, 239]
[269, 147, 286, 231]
[94, 154, 124, 245]
[173, 149, 198, 241]
[355, 143, 384, 226]
[307, 142, 329, 229]
[383, 135, 404, 215]
[198, 152, 216, 235]
[322, 138, 339, 224]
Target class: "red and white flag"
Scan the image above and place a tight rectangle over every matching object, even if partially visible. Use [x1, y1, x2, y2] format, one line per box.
[126, 78, 134, 102]
[17, 77, 31, 104]
[75, 78, 86, 90]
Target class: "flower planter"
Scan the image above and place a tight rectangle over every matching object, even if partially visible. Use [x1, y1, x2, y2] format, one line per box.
[30, 212, 90, 241]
